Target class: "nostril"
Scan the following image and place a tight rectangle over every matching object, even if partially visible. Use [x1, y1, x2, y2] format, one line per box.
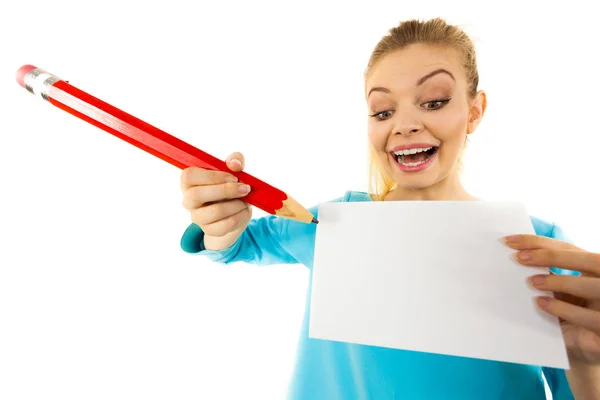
[396, 128, 420, 136]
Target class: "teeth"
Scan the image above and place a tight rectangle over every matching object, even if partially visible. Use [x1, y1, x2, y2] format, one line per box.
[402, 160, 427, 167]
[393, 147, 432, 156]
[394, 146, 437, 167]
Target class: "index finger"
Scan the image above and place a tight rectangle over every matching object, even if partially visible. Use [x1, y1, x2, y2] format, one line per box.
[180, 167, 238, 191]
[503, 234, 580, 251]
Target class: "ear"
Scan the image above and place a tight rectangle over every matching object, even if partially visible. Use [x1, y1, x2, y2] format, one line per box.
[467, 90, 487, 134]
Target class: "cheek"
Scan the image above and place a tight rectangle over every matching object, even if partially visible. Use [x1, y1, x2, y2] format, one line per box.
[367, 120, 388, 150]
[428, 109, 469, 146]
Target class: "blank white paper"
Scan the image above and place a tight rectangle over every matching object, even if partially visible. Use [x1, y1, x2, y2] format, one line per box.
[309, 201, 569, 369]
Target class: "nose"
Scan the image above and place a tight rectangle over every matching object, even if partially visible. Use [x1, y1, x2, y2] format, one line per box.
[392, 108, 424, 136]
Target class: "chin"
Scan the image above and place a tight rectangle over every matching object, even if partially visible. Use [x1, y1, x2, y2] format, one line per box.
[394, 176, 440, 191]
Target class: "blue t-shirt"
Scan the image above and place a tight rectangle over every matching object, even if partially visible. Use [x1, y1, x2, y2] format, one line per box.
[180, 190, 576, 399]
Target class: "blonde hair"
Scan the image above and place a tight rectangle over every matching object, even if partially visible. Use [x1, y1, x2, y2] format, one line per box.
[366, 18, 479, 201]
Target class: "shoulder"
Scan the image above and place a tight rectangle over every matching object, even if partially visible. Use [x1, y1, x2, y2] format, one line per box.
[529, 215, 579, 276]
[529, 215, 570, 242]
[340, 190, 373, 202]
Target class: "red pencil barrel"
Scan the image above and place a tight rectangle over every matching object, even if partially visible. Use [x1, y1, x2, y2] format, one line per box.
[16, 65, 288, 215]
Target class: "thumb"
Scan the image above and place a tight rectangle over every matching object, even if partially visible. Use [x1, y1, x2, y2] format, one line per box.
[226, 152, 245, 172]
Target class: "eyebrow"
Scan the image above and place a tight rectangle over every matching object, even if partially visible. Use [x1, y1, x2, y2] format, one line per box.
[367, 68, 455, 97]
[417, 68, 455, 85]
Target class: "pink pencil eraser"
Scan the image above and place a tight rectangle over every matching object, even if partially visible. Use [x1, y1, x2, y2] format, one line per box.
[16, 65, 37, 88]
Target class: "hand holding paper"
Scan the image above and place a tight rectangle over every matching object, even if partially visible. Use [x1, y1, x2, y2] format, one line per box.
[505, 234, 600, 365]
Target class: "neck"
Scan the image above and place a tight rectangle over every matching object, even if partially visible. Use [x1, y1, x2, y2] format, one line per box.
[383, 171, 477, 201]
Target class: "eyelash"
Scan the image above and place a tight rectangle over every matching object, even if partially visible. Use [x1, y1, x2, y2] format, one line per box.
[369, 98, 452, 120]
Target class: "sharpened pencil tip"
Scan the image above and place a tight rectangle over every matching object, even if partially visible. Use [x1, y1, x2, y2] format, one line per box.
[312, 217, 319, 224]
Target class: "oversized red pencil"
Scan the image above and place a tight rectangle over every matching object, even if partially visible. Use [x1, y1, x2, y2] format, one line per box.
[16, 65, 317, 224]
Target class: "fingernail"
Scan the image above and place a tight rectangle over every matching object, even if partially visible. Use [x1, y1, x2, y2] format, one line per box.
[537, 297, 551, 308]
[238, 184, 251, 194]
[517, 251, 532, 261]
[528, 275, 546, 286]
[504, 235, 520, 243]
[230, 159, 242, 167]
[226, 175, 238, 182]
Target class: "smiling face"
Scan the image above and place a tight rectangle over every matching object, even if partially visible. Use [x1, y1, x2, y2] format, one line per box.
[366, 44, 486, 195]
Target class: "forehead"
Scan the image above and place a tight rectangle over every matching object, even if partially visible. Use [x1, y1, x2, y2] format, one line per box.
[366, 44, 464, 90]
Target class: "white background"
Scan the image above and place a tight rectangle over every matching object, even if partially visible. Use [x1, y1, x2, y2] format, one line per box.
[1, 1, 598, 399]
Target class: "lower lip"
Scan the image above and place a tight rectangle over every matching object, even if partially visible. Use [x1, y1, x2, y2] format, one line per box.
[393, 150, 438, 173]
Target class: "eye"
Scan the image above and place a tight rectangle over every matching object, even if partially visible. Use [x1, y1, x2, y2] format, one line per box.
[421, 98, 451, 111]
[370, 110, 394, 120]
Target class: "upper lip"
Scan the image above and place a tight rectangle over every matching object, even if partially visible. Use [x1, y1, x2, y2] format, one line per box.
[390, 143, 439, 152]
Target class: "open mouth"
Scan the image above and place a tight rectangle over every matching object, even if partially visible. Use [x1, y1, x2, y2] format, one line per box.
[392, 146, 439, 167]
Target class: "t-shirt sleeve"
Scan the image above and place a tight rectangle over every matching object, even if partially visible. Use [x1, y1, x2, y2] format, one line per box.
[179, 205, 317, 266]
[180, 192, 351, 267]
[543, 366, 574, 400]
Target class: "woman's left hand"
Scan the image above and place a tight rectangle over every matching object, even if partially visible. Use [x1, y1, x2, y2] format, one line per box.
[504, 234, 600, 364]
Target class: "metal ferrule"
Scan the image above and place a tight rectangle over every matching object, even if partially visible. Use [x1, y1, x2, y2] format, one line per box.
[24, 68, 61, 101]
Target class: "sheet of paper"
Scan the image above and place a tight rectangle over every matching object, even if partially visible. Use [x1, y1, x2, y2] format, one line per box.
[309, 201, 569, 369]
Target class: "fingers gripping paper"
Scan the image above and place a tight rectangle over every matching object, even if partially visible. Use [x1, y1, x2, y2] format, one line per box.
[309, 201, 569, 369]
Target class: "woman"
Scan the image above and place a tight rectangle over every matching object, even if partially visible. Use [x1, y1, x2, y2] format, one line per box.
[179, 18, 600, 399]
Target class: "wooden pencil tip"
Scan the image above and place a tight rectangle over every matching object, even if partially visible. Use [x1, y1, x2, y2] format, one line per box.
[312, 217, 319, 224]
